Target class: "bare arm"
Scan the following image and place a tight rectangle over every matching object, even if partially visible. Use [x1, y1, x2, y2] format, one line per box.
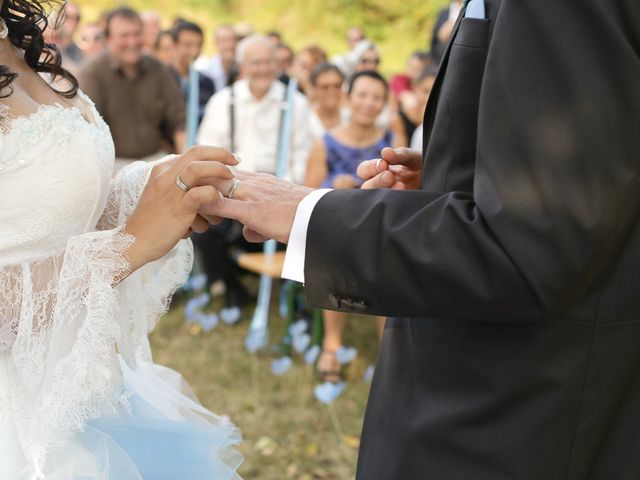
[304, 138, 328, 188]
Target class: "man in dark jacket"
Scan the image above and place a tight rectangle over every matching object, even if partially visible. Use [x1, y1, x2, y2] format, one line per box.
[203, 1, 640, 478]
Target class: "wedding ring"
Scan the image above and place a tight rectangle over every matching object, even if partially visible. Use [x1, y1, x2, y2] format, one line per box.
[376, 159, 383, 173]
[227, 178, 240, 199]
[175, 174, 190, 192]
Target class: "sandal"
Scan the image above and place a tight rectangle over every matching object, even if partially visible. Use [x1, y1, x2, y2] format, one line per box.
[316, 349, 344, 384]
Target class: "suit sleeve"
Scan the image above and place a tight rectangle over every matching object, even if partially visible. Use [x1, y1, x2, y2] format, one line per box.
[304, 1, 640, 321]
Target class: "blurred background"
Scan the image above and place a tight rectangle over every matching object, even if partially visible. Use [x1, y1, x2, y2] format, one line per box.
[73, 0, 448, 74]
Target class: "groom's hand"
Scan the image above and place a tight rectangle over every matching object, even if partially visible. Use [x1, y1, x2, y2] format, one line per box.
[198, 171, 313, 244]
[358, 147, 422, 190]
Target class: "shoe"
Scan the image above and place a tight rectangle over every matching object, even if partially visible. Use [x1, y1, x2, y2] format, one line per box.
[315, 349, 344, 384]
[220, 306, 241, 325]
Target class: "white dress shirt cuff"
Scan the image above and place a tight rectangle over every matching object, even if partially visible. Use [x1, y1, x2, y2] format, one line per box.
[282, 188, 333, 284]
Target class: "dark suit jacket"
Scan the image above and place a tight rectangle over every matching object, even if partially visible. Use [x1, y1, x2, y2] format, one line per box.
[304, 1, 640, 478]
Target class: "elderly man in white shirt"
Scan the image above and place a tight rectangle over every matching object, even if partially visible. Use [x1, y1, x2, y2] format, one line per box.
[197, 34, 312, 185]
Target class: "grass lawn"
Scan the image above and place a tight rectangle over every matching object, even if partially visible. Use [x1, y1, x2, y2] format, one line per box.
[149, 283, 381, 479]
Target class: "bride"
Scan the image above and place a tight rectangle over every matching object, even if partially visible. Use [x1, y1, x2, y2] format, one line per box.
[0, 0, 243, 478]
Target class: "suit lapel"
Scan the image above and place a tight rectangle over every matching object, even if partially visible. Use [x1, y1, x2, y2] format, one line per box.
[420, 0, 502, 184]
[420, 9, 467, 180]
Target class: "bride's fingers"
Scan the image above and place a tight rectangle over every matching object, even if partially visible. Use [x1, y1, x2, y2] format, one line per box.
[191, 214, 210, 234]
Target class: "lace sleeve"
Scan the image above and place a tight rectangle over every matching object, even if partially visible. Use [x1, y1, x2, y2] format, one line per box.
[0, 226, 135, 474]
[0, 158, 192, 476]
[94, 156, 193, 362]
[96, 160, 152, 231]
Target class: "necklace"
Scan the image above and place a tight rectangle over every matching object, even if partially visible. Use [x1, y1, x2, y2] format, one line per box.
[0, 19, 8, 40]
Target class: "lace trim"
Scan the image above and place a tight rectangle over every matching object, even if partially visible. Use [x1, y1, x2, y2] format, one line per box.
[0, 102, 9, 134]
[97, 161, 150, 231]
[0, 96, 113, 175]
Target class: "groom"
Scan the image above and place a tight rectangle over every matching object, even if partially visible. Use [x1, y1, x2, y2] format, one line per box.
[203, 0, 640, 478]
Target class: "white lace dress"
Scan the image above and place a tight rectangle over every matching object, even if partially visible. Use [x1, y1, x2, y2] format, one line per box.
[0, 92, 242, 479]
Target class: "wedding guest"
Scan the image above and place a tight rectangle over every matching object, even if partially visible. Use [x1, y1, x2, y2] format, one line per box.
[154, 29, 176, 66]
[354, 44, 380, 73]
[410, 66, 437, 151]
[332, 38, 375, 79]
[44, 8, 83, 74]
[170, 21, 215, 125]
[394, 62, 437, 149]
[80, 7, 186, 169]
[430, 0, 462, 64]
[290, 44, 327, 97]
[348, 43, 400, 142]
[233, 22, 254, 42]
[195, 25, 238, 91]
[140, 10, 162, 54]
[61, 2, 84, 66]
[389, 50, 431, 104]
[78, 22, 106, 59]
[198, 34, 311, 183]
[195, 34, 311, 323]
[266, 30, 282, 46]
[304, 70, 391, 380]
[346, 26, 365, 49]
[308, 62, 347, 139]
[275, 43, 294, 85]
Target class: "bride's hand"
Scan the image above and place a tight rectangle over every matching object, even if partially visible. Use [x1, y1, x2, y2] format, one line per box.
[123, 146, 238, 272]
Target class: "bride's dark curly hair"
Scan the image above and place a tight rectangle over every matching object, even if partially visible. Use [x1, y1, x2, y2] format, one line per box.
[0, 0, 78, 98]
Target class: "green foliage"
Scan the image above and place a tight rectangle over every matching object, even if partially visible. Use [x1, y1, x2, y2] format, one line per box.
[74, 0, 449, 73]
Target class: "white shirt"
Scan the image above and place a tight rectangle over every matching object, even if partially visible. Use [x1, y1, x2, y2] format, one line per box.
[197, 79, 312, 184]
[410, 123, 423, 152]
[194, 54, 228, 92]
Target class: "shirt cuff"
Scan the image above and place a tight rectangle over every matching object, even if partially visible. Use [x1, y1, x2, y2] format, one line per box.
[282, 188, 333, 284]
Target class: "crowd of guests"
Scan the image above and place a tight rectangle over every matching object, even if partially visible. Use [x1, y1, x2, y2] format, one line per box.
[53, 2, 455, 381]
